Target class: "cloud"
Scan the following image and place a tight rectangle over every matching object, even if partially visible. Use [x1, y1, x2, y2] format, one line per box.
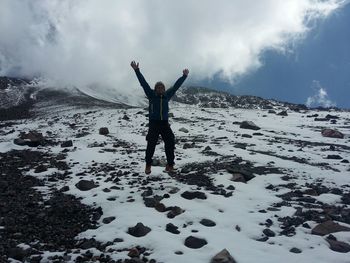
[0, 0, 347, 105]
[306, 80, 336, 107]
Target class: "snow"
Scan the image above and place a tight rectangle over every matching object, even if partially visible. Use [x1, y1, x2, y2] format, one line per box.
[1, 102, 350, 263]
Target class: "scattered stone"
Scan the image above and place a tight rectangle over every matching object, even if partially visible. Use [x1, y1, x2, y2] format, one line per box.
[155, 202, 166, 212]
[102, 216, 116, 224]
[326, 155, 343, 160]
[75, 180, 99, 191]
[326, 239, 350, 253]
[179, 127, 189, 133]
[181, 191, 207, 200]
[321, 129, 344, 139]
[8, 247, 29, 261]
[128, 247, 140, 258]
[184, 236, 208, 249]
[289, 247, 302, 253]
[166, 223, 180, 234]
[183, 143, 195, 149]
[99, 127, 109, 135]
[122, 115, 130, 121]
[61, 140, 73, 148]
[277, 110, 288, 116]
[200, 219, 216, 227]
[128, 223, 151, 237]
[34, 164, 48, 173]
[227, 167, 255, 182]
[240, 121, 261, 130]
[13, 138, 27, 146]
[263, 228, 276, 237]
[311, 221, 350, 236]
[167, 206, 184, 218]
[210, 249, 237, 263]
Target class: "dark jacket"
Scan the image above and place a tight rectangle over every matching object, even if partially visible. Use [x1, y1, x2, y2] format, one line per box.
[134, 68, 187, 121]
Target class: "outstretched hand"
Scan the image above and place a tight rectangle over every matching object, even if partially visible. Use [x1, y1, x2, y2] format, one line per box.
[130, 61, 139, 70]
[183, 68, 189, 76]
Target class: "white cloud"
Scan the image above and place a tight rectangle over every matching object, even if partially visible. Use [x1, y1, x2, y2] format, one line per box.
[0, 0, 347, 105]
[306, 80, 336, 107]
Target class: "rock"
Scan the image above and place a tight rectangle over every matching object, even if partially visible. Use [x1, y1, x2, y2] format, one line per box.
[8, 247, 29, 261]
[242, 134, 252, 138]
[184, 236, 208, 249]
[61, 140, 73, 147]
[277, 110, 288, 116]
[210, 249, 237, 263]
[321, 129, 344, 139]
[315, 118, 329, 121]
[34, 164, 47, 173]
[227, 167, 255, 182]
[75, 180, 99, 191]
[166, 206, 184, 218]
[327, 239, 350, 253]
[19, 131, 45, 147]
[268, 110, 276, 114]
[326, 114, 339, 119]
[231, 173, 246, 183]
[166, 223, 180, 234]
[13, 138, 27, 146]
[102, 216, 116, 224]
[263, 228, 276, 237]
[311, 221, 350, 236]
[200, 219, 216, 227]
[181, 191, 207, 200]
[240, 121, 261, 130]
[203, 146, 212, 151]
[183, 143, 195, 149]
[128, 247, 140, 258]
[155, 202, 166, 212]
[326, 155, 342, 160]
[289, 247, 302, 253]
[122, 115, 130, 121]
[128, 223, 151, 237]
[59, 186, 70, 192]
[99, 127, 109, 135]
[179, 127, 189, 133]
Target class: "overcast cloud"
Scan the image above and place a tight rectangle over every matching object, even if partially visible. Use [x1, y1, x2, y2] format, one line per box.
[306, 80, 336, 108]
[0, 0, 346, 105]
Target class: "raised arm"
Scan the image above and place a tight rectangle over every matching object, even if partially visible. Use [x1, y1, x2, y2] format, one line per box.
[166, 68, 189, 99]
[131, 61, 153, 98]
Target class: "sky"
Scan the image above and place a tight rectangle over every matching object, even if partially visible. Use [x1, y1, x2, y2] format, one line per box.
[0, 0, 349, 108]
[202, 2, 350, 109]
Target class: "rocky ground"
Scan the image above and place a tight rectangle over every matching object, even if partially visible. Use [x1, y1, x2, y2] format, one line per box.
[0, 86, 350, 262]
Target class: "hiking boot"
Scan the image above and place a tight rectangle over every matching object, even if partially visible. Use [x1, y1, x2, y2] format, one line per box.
[165, 164, 176, 173]
[145, 164, 151, 174]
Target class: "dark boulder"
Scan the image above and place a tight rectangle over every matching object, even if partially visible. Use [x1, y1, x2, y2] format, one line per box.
[75, 180, 99, 191]
[127, 223, 151, 237]
[99, 127, 109, 135]
[240, 121, 260, 130]
[321, 129, 344, 139]
[184, 236, 208, 249]
[211, 249, 237, 263]
[312, 221, 350, 236]
[181, 191, 207, 200]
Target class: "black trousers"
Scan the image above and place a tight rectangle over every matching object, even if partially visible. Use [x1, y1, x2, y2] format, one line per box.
[146, 121, 175, 166]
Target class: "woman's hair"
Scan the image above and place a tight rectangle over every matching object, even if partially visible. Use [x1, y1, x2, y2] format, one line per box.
[154, 81, 165, 89]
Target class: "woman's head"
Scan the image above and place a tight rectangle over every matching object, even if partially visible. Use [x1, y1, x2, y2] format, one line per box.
[154, 81, 165, 95]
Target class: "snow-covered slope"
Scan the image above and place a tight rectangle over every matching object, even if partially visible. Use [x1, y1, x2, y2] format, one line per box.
[0, 97, 349, 262]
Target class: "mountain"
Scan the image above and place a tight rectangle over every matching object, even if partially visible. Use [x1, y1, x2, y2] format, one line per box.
[0, 77, 350, 263]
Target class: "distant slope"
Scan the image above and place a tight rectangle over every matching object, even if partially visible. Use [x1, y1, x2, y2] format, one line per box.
[173, 86, 308, 111]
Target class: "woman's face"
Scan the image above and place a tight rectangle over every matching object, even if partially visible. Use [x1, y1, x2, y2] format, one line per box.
[155, 84, 165, 95]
